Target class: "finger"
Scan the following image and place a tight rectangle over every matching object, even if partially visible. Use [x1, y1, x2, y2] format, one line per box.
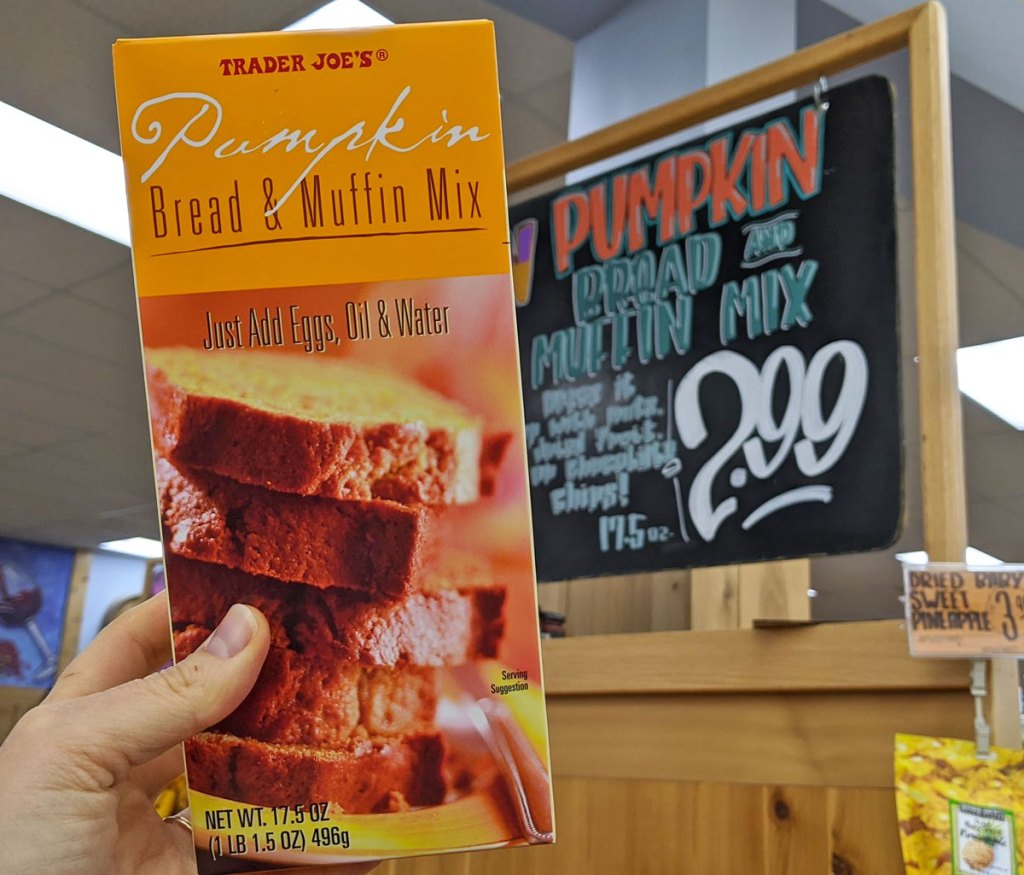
[47, 591, 172, 703]
[133, 743, 186, 800]
[64, 604, 270, 777]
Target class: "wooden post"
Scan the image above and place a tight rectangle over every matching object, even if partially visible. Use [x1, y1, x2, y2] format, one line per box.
[908, 3, 1020, 747]
[56, 549, 91, 674]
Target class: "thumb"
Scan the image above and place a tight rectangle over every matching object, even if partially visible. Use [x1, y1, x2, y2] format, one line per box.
[69, 604, 270, 777]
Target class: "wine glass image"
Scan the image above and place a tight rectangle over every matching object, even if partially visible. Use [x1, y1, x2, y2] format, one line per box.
[0, 562, 58, 682]
[0, 640, 20, 679]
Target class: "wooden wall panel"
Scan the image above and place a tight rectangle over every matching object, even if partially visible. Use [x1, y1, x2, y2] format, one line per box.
[540, 570, 691, 637]
[738, 560, 811, 627]
[388, 779, 911, 874]
[690, 565, 740, 630]
[828, 787, 906, 875]
[541, 622, 969, 696]
[646, 571, 690, 632]
[692, 782, 768, 871]
[535, 581, 567, 617]
[380, 853, 471, 875]
[546, 690, 972, 788]
[763, 785, 830, 873]
[691, 560, 810, 632]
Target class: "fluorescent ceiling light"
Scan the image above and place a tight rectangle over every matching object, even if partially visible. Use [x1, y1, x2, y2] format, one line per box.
[957, 337, 1024, 430]
[0, 101, 130, 245]
[98, 537, 164, 560]
[896, 547, 1003, 566]
[285, 0, 391, 30]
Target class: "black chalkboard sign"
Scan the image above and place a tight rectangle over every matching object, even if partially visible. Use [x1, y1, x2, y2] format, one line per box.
[511, 76, 901, 582]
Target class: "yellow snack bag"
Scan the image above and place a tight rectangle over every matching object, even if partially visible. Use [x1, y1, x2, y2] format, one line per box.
[896, 734, 1024, 874]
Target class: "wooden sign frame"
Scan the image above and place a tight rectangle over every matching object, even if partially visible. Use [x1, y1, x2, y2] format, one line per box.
[506, 2, 1020, 746]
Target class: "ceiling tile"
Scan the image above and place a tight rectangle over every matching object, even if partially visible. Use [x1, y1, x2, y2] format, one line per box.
[68, 259, 136, 315]
[96, 504, 160, 541]
[12, 441, 146, 495]
[0, 199, 128, 288]
[968, 498, 1024, 562]
[0, 328, 147, 414]
[74, 0, 320, 36]
[3, 520, 141, 550]
[965, 431, 1024, 500]
[57, 431, 156, 496]
[0, 514, 60, 540]
[957, 238, 1024, 346]
[8, 470, 152, 523]
[958, 220, 1024, 309]
[0, 436, 30, 458]
[0, 271, 51, 316]
[501, 97, 568, 165]
[0, 408, 85, 448]
[4, 293, 143, 369]
[489, 0, 628, 41]
[0, 0, 123, 151]
[963, 395, 1016, 439]
[372, 0, 573, 94]
[0, 469, 91, 519]
[0, 373, 136, 434]
[515, 73, 572, 134]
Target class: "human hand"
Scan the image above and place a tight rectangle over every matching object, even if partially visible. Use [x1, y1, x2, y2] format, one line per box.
[0, 593, 377, 875]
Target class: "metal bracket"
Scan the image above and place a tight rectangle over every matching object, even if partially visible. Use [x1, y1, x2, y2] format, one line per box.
[970, 659, 994, 759]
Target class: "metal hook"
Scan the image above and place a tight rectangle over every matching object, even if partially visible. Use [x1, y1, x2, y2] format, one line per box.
[813, 75, 830, 113]
[970, 660, 994, 760]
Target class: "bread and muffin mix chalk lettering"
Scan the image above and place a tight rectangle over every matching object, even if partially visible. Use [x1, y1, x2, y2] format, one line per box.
[528, 106, 824, 393]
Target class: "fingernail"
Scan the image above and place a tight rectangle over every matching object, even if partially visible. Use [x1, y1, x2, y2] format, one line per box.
[205, 604, 257, 659]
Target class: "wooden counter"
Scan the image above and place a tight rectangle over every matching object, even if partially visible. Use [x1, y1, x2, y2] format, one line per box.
[387, 620, 974, 874]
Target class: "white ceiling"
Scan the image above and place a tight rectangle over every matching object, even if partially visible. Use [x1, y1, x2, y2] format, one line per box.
[821, 0, 1024, 116]
[0, 0, 1020, 624]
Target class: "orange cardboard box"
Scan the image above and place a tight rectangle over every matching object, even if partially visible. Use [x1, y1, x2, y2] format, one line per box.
[113, 21, 553, 873]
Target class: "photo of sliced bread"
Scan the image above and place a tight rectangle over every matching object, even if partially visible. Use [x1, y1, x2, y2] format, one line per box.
[158, 457, 432, 596]
[147, 338, 525, 822]
[175, 629, 437, 748]
[185, 730, 447, 812]
[167, 555, 506, 667]
[147, 347, 508, 505]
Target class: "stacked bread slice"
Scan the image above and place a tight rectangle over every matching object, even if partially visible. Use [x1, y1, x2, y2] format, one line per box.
[148, 348, 508, 813]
